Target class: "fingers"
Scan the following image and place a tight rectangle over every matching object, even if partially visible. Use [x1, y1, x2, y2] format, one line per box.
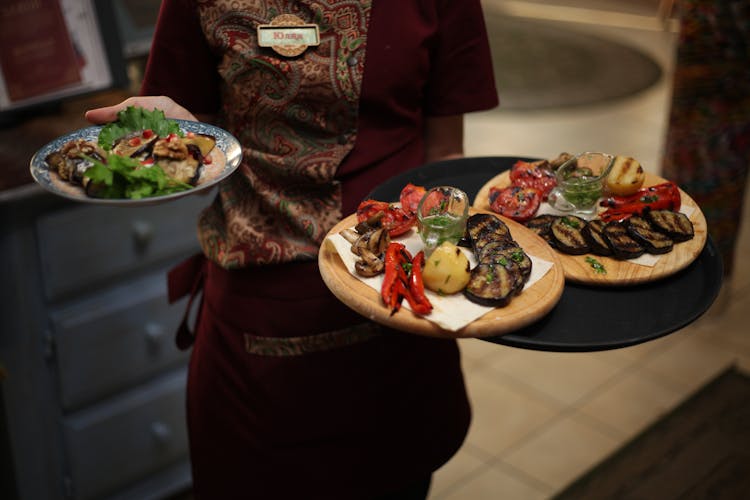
[84, 96, 198, 124]
[84, 103, 126, 124]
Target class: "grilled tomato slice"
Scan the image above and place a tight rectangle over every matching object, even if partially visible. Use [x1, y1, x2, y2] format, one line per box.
[356, 200, 415, 236]
[489, 185, 542, 223]
[509, 160, 557, 199]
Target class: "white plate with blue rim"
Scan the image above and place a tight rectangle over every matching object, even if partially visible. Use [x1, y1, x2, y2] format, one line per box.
[29, 119, 242, 206]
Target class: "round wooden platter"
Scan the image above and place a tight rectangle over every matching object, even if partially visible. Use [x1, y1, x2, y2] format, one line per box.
[474, 171, 708, 286]
[318, 210, 565, 339]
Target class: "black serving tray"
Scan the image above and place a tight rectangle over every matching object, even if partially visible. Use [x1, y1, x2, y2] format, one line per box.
[369, 156, 723, 352]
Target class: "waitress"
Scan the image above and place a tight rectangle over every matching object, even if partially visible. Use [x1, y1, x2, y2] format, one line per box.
[87, 1, 498, 498]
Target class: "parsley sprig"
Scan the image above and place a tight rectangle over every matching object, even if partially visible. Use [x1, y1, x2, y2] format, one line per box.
[98, 106, 183, 151]
[84, 154, 193, 199]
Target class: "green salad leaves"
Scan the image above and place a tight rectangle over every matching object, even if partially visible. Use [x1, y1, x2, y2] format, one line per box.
[86, 105, 191, 199]
[98, 106, 183, 151]
[84, 154, 193, 199]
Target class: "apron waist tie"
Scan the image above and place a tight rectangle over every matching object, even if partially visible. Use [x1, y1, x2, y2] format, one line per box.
[167, 253, 207, 350]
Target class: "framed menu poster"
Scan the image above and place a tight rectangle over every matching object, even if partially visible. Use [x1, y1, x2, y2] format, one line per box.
[0, 0, 119, 116]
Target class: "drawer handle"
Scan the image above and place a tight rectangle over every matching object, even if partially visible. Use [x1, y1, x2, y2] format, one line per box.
[131, 220, 154, 250]
[150, 421, 173, 446]
[145, 322, 166, 346]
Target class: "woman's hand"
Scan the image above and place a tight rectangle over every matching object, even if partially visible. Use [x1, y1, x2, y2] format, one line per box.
[85, 96, 198, 124]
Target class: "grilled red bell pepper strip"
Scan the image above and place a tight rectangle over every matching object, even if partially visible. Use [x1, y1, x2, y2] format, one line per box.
[381, 244, 432, 316]
[406, 251, 432, 315]
[381, 242, 406, 307]
[390, 279, 409, 315]
[599, 181, 682, 222]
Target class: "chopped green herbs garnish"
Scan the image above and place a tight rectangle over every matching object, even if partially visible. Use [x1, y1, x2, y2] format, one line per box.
[485, 265, 495, 283]
[561, 216, 581, 229]
[585, 256, 607, 274]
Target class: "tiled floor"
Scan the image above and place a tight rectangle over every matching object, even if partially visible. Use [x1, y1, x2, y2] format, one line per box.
[429, 1, 750, 498]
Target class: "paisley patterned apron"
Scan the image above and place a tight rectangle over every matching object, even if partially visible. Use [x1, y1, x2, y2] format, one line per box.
[195, 0, 371, 268]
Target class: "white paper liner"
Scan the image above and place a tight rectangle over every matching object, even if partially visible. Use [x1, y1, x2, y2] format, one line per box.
[327, 228, 553, 332]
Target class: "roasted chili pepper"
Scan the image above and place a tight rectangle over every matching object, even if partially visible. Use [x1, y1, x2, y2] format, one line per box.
[381, 242, 406, 307]
[406, 251, 432, 315]
[381, 243, 432, 316]
[600, 181, 681, 222]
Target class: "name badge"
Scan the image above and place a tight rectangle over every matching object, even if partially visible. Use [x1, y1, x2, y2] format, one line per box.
[257, 14, 320, 57]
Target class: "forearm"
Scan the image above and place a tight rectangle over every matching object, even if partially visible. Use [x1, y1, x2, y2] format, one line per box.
[423, 114, 465, 164]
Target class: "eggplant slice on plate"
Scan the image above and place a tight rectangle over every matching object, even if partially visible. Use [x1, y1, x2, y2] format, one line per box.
[603, 221, 645, 260]
[626, 215, 674, 254]
[550, 215, 590, 255]
[463, 213, 531, 307]
[582, 219, 613, 256]
[645, 209, 695, 242]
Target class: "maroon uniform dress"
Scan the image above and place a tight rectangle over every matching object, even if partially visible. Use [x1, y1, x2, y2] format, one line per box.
[142, 1, 498, 498]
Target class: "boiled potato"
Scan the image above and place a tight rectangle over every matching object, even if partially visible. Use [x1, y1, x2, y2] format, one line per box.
[606, 155, 645, 196]
[422, 242, 471, 294]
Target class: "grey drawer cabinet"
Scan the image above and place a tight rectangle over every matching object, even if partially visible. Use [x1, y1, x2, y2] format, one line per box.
[36, 202, 205, 301]
[0, 191, 211, 500]
[51, 273, 190, 412]
[63, 370, 189, 500]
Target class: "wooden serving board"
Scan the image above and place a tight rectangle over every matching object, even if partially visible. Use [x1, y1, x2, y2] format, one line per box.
[474, 171, 708, 286]
[318, 210, 565, 338]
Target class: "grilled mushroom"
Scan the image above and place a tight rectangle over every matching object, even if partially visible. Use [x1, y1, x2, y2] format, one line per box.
[355, 211, 385, 234]
[340, 227, 390, 277]
[355, 248, 385, 277]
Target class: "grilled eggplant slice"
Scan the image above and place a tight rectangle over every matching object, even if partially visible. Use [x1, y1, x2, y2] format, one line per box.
[483, 244, 532, 280]
[45, 139, 107, 186]
[603, 221, 645, 260]
[464, 263, 519, 307]
[645, 209, 694, 242]
[582, 219, 613, 256]
[475, 242, 532, 293]
[463, 213, 531, 305]
[475, 241, 507, 263]
[525, 214, 558, 246]
[112, 130, 159, 159]
[550, 215, 590, 255]
[466, 213, 513, 255]
[627, 215, 674, 254]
